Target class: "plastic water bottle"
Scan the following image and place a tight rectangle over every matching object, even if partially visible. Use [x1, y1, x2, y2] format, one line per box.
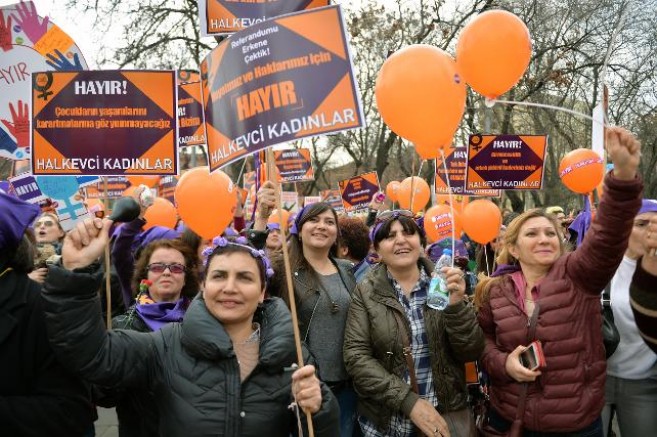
[427, 249, 452, 310]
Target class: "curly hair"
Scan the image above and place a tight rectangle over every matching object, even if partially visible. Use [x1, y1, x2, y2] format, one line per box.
[131, 239, 200, 300]
[338, 216, 371, 262]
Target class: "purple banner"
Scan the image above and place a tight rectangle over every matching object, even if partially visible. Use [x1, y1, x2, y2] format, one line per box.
[8, 173, 47, 203]
[202, 5, 364, 171]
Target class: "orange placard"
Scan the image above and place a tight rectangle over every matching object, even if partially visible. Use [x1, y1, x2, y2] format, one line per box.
[32, 70, 178, 176]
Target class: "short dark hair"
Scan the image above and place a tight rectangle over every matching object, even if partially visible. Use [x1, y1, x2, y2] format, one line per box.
[372, 215, 427, 249]
[132, 239, 199, 300]
[338, 216, 370, 262]
[204, 243, 267, 290]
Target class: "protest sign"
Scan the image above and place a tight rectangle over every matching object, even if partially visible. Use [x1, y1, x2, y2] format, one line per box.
[84, 176, 130, 199]
[304, 195, 321, 206]
[158, 175, 178, 203]
[0, 2, 88, 161]
[320, 188, 343, 212]
[465, 134, 547, 191]
[435, 145, 500, 197]
[280, 191, 299, 213]
[32, 70, 178, 176]
[75, 176, 102, 188]
[8, 173, 47, 203]
[274, 147, 314, 182]
[202, 5, 364, 171]
[339, 171, 380, 213]
[178, 81, 206, 147]
[35, 175, 91, 230]
[199, 0, 329, 36]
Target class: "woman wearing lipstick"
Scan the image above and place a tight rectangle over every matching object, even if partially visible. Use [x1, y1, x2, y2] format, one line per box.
[102, 238, 199, 437]
[474, 127, 643, 436]
[29, 212, 66, 284]
[344, 211, 484, 437]
[255, 188, 358, 437]
[42, 221, 339, 437]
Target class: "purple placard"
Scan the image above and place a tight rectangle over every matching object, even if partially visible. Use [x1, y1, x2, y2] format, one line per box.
[435, 146, 501, 197]
[158, 175, 178, 203]
[465, 135, 548, 190]
[338, 171, 380, 213]
[8, 173, 47, 203]
[202, 5, 364, 171]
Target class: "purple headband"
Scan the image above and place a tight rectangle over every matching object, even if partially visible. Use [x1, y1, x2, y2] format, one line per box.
[289, 205, 310, 236]
[369, 210, 418, 242]
[202, 236, 274, 283]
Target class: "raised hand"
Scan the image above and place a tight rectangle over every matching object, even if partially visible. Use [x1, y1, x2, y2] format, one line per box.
[11, 1, 49, 45]
[45, 49, 83, 71]
[0, 10, 13, 51]
[1, 100, 29, 147]
[62, 218, 114, 270]
[606, 126, 641, 181]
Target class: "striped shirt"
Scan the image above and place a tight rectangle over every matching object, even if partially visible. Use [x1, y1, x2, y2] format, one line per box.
[360, 266, 438, 437]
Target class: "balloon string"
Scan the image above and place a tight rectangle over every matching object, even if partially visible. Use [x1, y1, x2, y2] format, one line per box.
[439, 148, 456, 268]
[484, 244, 490, 277]
[490, 99, 610, 128]
[417, 159, 425, 177]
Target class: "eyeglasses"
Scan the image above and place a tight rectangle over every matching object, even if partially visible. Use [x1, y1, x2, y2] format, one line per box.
[35, 220, 56, 228]
[375, 209, 414, 224]
[147, 262, 186, 274]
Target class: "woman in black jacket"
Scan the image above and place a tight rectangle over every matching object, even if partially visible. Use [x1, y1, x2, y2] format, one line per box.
[0, 191, 93, 436]
[43, 216, 339, 437]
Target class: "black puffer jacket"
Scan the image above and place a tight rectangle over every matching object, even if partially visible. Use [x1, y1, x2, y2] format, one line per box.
[43, 266, 339, 437]
[0, 268, 93, 436]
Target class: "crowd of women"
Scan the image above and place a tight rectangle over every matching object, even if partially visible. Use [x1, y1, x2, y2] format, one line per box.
[1, 126, 657, 437]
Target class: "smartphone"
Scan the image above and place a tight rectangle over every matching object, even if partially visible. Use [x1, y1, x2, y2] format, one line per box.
[519, 340, 546, 370]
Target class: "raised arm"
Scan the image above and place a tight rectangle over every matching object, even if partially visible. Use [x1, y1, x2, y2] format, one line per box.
[43, 218, 160, 389]
[567, 127, 642, 294]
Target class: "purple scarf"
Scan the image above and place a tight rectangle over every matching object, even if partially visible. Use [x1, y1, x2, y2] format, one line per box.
[490, 263, 521, 277]
[135, 297, 189, 331]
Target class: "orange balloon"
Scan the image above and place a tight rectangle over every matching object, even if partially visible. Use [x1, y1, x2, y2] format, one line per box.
[143, 198, 177, 230]
[376, 45, 466, 158]
[268, 209, 290, 231]
[175, 168, 237, 239]
[456, 10, 532, 99]
[424, 204, 462, 243]
[122, 186, 137, 197]
[386, 181, 400, 203]
[462, 199, 502, 244]
[397, 177, 430, 213]
[127, 176, 159, 188]
[559, 149, 604, 194]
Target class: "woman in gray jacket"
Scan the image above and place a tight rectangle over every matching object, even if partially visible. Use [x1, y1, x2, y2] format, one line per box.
[42, 217, 339, 437]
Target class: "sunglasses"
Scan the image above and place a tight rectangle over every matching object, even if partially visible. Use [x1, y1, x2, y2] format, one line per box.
[374, 209, 414, 224]
[35, 220, 56, 228]
[147, 262, 186, 274]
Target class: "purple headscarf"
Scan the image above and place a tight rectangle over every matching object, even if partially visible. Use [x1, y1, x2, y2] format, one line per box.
[0, 190, 40, 251]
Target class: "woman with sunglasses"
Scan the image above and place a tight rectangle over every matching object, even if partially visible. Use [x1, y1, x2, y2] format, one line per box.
[28, 212, 66, 284]
[99, 238, 199, 437]
[344, 210, 484, 437]
[256, 182, 358, 436]
[474, 127, 642, 436]
[41, 218, 339, 437]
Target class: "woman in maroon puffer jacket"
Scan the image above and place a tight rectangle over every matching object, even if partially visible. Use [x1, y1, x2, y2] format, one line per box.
[475, 127, 642, 436]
